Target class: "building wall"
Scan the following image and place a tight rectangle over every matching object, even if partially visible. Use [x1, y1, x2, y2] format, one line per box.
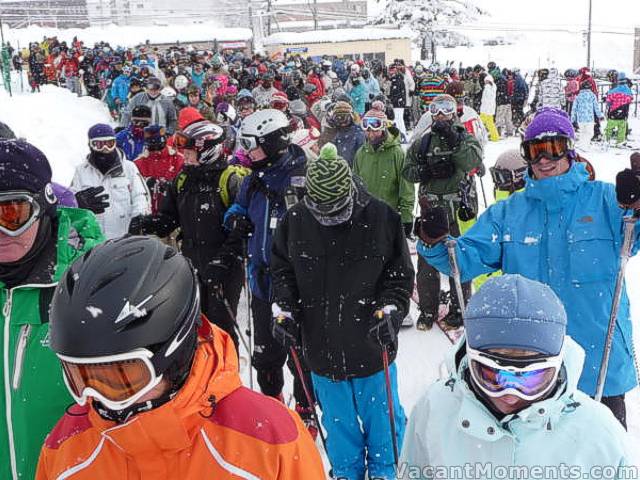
[1, 0, 89, 28]
[87, 0, 152, 26]
[266, 38, 411, 64]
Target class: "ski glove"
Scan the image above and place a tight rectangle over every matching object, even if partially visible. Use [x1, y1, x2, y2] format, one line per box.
[615, 169, 640, 209]
[75, 186, 110, 214]
[228, 214, 254, 239]
[203, 255, 232, 290]
[415, 206, 449, 244]
[271, 303, 299, 349]
[369, 305, 402, 347]
[432, 120, 460, 149]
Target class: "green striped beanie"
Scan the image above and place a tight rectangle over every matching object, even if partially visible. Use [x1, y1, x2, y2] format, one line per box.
[306, 143, 352, 204]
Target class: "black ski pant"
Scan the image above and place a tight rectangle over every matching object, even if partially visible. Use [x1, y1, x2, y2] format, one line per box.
[416, 198, 471, 320]
[199, 260, 244, 353]
[251, 295, 311, 408]
[595, 394, 627, 430]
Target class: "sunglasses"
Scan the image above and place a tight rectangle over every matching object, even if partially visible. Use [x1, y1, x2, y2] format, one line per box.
[429, 98, 457, 116]
[90, 137, 116, 152]
[467, 346, 563, 401]
[58, 348, 162, 411]
[0, 191, 42, 236]
[361, 117, 385, 131]
[520, 136, 573, 165]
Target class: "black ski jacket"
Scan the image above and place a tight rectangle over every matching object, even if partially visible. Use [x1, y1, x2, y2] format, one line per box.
[271, 183, 414, 380]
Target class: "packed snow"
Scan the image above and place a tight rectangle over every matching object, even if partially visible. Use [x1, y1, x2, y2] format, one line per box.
[1, 84, 637, 469]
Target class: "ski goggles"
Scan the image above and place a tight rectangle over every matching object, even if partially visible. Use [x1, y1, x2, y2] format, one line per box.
[89, 137, 117, 153]
[489, 166, 528, 189]
[132, 118, 151, 128]
[520, 135, 574, 165]
[361, 116, 385, 131]
[0, 191, 43, 236]
[468, 346, 563, 401]
[58, 348, 162, 411]
[238, 135, 259, 152]
[429, 97, 457, 116]
[332, 112, 352, 126]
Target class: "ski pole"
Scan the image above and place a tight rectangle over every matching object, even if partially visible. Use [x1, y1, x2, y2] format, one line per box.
[446, 239, 466, 314]
[288, 345, 328, 455]
[595, 213, 639, 402]
[214, 288, 251, 355]
[242, 239, 254, 390]
[376, 310, 399, 466]
[478, 175, 488, 209]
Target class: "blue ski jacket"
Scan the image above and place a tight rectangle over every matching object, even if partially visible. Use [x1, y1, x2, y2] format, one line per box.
[115, 126, 145, 161]
[111, 74, 131, 105]
[418, 162, 640, 397]
[571, 90, 603, 124]
[225, 145, 307, 301]
[333, 123, 365, 167]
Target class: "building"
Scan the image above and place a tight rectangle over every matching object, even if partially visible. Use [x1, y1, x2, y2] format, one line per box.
[0, 0, 89, 28]
[144, 0, 250, 28]
[263, 28, 413, 64]
[86, 0, 152, 26]
[268, 0, 367, 32]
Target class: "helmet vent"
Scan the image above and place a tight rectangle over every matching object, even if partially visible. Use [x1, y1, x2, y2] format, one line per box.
[113, 246, 145, 263]
[90, 270, 125, 296]
[163, 247, 177, 260]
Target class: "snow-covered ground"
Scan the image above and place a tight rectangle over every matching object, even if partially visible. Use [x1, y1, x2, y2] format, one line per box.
[0, 85, 638, 471]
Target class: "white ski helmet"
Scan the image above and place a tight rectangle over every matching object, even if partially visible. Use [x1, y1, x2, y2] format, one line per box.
[174, 75, 189, 91]
[161, 86, 176, 98]
[238, 109, 291, 158]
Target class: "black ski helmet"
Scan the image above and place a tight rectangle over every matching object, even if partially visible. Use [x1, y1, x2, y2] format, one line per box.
[50, 235, 200, 387]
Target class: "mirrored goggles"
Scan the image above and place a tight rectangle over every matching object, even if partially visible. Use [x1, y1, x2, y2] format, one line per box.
[489, 166, 528, 189]
[90, 137, 117, 152]
[58, 348, 162, 411]
[429, 98, 457, 116]
[238, 135, 259, 152]
[467, 346, 563, 401]
[520, 136, 573, 165]
[0, 191, 42, 237]
[361, 116, 385, 131]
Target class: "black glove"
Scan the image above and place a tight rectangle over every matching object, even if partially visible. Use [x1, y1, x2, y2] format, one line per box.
[415, 206, 449, 244]
[368, 306, 402, 347]
[403, 222, 414, 239]
[228, 215, 254, 239]
[431, 120, 459, 149]
[457, 203, 476, 222]
[272, 312, 299, 349]
[616, 169, 640, 208]
[146, 177, 157, 191]
[75, 186, 110, 214]
[203, 255, 231, 289]
[128, 214, 147, 235]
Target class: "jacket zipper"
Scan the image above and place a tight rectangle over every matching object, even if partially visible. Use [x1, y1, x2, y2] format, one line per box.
[3, 288, 19, 480]
[12, 324, 31, 391]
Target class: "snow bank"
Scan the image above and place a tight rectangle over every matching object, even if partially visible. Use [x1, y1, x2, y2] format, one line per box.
[3, 23, 252, 50]
[263, 27, 414, 46]
[0, 85, 113, 184]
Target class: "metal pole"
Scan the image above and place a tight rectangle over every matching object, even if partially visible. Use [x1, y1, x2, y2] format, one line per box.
[446, 239, 466, 314]
[586, 0, 592, 68]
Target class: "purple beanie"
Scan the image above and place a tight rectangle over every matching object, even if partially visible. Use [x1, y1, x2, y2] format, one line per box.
[0, 139, 52, 193]
[88, 123, 115, 140]
[524, 107, 575, 141]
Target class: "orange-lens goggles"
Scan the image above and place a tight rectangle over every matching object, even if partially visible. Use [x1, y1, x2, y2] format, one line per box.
[174, 132, 192, 149]
[0, 200, 34, 232]
[61, 357, 153, 402]
[521, 136, 572, 164]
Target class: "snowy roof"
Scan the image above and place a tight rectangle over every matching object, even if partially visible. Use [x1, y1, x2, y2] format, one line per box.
[263, 28, 414, 46]
[3, 23, 252, 49]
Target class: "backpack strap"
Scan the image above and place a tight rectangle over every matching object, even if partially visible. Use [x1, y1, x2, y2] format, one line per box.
[219, 165, 250, 208]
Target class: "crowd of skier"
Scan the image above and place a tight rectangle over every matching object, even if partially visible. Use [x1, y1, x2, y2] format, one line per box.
[0, 34, 639, 480]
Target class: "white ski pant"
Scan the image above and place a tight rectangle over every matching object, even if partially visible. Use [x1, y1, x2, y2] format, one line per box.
[578, 122, 594, 150]
[393, 107, 407, 140]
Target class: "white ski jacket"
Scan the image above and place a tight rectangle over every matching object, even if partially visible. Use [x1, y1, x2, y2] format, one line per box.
[71, 150, 150, 239]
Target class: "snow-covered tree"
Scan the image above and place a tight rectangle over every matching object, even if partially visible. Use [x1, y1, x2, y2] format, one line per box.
[372, 0, 485, 61]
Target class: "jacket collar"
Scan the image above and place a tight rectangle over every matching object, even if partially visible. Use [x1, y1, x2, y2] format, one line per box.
[523, 162, 589, 211]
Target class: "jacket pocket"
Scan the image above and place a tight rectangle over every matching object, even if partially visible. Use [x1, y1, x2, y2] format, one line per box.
[567, 224, 617, 283]
[501, 229, 542, 279]
[290, 241, 326, 303]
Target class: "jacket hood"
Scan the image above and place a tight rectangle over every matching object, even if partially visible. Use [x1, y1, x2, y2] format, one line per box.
[523, 161, 589, 209]
[87, 320, 242, 453]
[443, 335, 586, 439]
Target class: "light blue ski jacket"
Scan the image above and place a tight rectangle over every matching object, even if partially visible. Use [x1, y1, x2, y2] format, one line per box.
[399, 336, 633, 479]
[418, 162, 639, 396]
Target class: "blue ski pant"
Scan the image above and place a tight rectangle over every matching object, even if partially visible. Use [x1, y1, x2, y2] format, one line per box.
[311, 363, 405, 480]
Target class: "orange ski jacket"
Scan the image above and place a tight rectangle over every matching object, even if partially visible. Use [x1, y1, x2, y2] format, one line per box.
[36, 319, 326, 479]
